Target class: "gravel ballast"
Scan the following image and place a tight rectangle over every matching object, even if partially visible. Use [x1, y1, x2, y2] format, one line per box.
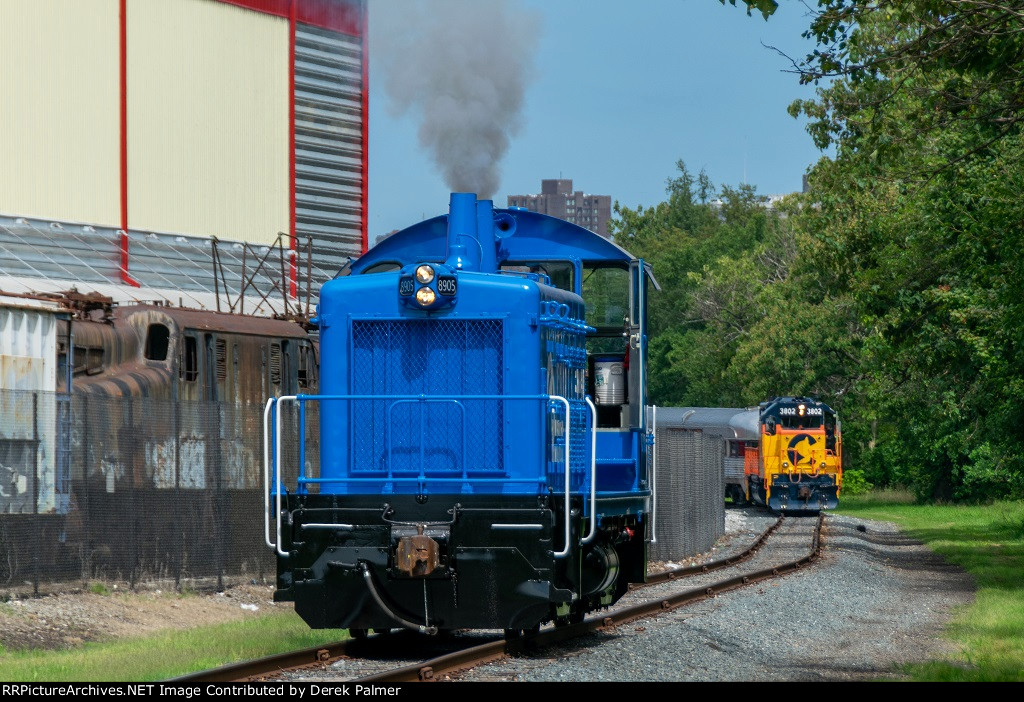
[456, 508, 975, 682]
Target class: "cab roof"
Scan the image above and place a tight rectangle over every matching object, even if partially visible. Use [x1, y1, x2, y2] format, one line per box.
[351, 209, 640, 274]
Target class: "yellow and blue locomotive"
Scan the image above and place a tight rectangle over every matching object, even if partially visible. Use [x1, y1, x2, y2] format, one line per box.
[665, 397, 842, 511]
[264, 193, 656, 636]
[753, 396, 842, 510]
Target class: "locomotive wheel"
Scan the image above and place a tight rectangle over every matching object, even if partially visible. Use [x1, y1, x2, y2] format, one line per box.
[504, 624, 540, 640]
[554, 607, 585, 627]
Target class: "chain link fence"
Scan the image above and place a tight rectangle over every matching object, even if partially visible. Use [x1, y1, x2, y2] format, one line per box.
[0, 389, 311, 596]
[650, 423, 725, 562]
[1, 389, 728, 594]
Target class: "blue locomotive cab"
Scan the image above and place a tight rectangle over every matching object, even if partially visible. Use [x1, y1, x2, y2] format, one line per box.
[265, 193, 655, 635]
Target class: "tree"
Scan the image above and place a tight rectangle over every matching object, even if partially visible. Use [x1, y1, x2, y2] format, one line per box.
[611, 162, 800, 407]
[719, 0, 778, 21]
[787, 5, 1024, 500]
[789, 1, 1024, 174]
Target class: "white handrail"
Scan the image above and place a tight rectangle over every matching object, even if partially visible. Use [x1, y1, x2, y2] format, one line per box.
[651, 404, 658, 543]
[274, 395, 299, 557]
[550, 395, 573, 559]
[581, 396, 598, 545]
[266, 393, 576, 560]
[263, 398, 276, 550]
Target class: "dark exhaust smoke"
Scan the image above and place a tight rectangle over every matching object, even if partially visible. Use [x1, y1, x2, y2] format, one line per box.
[372, 0, 541, 198]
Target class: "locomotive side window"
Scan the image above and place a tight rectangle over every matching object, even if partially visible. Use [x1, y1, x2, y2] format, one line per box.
[180, 336, 198, 382]
[582, 265, 629, 332]
[144, 323, 170, 361]
[825, 413, 837, 451]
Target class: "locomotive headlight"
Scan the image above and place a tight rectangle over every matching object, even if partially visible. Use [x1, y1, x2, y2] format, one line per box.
[798, 404, 806, 416]
[415, 265, 435, 284]
[782, 462, 789, 469]
[416, 286, 436, 306]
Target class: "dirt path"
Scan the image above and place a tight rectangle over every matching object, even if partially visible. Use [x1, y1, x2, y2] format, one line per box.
[0, 582, 286, 651]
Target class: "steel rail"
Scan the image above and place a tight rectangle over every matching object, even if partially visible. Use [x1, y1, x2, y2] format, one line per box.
[169, 513, 813, 684]
[352, 514, 823, 683]
[166, 640, 355, 683]
[642, 513, 784, 586]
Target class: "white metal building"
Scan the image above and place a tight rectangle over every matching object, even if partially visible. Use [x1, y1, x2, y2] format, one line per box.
[0, 0, 367, 302]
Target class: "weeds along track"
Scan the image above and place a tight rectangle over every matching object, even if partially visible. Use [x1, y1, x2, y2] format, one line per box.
[174, 514, 824, 683]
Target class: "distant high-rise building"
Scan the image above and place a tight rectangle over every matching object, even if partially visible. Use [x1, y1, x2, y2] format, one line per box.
[507, 179, 612, 238]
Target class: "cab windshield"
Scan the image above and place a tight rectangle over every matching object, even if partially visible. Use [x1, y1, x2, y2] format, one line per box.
[500, 260, 574, 291]
[764, 409, 824, 432]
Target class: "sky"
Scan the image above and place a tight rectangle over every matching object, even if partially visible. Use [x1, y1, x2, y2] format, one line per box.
[366, 0, 828, 240]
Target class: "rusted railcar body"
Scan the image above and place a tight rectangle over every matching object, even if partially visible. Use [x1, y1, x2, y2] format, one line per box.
[62, 305, 315, 402]
[0, 300, 317, 590]
[61, 305, 317, 489]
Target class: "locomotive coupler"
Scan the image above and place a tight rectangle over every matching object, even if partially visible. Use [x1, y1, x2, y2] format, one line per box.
[392, 524, 446, 577]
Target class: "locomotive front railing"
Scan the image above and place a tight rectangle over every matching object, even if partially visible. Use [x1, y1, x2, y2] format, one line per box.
[263, 393, 595, 559]
[386, 398, 467, 483]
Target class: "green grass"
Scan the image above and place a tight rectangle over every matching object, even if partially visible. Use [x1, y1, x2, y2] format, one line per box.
[0, 611, 347, 682]
[837, 490, 1024, 681]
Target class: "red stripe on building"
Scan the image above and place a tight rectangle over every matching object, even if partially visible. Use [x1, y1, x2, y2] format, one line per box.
[216, 0, 362, 35]
[288, 0, 299, 299]
[119, 0, 140, 287]
[215, 0, 291, 19]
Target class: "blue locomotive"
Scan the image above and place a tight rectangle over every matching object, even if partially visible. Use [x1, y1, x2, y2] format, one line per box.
[265, 193, 656, 636]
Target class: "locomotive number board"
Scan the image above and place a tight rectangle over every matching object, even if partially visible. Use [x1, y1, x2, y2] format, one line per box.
[437, 276, 457, 296]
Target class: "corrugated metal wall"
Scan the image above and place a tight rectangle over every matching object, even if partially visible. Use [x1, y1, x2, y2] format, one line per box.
[0, 306, 60, 514]
[127, 0, 290, 245]
[295, 22, 365, 280]
[0, 0, 121, 227]
[0, 304, 58, 393]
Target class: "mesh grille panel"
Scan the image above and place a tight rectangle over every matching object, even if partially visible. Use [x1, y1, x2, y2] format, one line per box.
[351, 319, 504, 475]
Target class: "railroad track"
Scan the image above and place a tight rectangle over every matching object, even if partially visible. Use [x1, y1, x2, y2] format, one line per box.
[171, 513, 822, 684]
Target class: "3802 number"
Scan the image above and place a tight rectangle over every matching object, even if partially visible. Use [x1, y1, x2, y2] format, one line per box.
[779, 406, 822, 416]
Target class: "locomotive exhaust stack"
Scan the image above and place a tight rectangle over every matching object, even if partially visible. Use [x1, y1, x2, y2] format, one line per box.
[445, 192, 509, 273]
[445, 192, 479, 271]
